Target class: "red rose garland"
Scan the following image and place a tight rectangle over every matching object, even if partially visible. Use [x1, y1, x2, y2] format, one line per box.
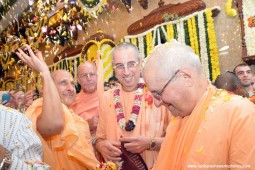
[113, 78, 145, 131]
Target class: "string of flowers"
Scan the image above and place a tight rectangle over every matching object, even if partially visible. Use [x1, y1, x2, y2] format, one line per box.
[205, 9, 220, 81]
[166, 24, 174, 41]
[225, 0, 237, 17]
[122, 7, 220, 81]
[113, 78, 145, 131]
[188, 18, 194, 50]
[198, 10, 210, 79]
[131, 37, 137, 47]
[146, 32, 153, 56]
[192, 16, 200, 56]
[242, 0, 255, 56]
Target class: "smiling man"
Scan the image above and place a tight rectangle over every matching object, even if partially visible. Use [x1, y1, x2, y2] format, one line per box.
[143, 39, 255, 170]
[16, 45, 99, 170]
[233, 63, 254, 96]
[70, 61, 104, 136]
[95, 42, 170, 169]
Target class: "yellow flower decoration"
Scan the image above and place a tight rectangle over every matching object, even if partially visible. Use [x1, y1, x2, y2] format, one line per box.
[225, 0, 237, 17]
[205, 9, 220, 81]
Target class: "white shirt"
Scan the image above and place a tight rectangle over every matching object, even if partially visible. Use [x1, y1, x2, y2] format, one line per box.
[0, 105, 49, 169]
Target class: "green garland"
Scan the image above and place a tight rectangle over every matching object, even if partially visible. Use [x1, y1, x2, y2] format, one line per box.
[195, 15, 201, 56]
[159, 26, 167, 44]
[203, 12, 212, 81]
[143, 36, 147, 57]
[80, 0, 101, 8]
[173, 24, 178, 39]
[183, 20, 191, 46]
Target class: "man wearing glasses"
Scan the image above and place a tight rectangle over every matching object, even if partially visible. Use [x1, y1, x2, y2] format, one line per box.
[143, 39, 255, 169]
[95, 42, 170, 169]
[70, 60, 104, 137]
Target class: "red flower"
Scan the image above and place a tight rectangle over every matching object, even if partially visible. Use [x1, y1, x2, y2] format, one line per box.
[145, 93, 153, 106]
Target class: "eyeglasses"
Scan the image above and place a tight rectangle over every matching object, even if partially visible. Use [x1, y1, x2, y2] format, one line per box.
[113, 61, 139, 71]
[79, 72, 97, 79]
[153, 69, 180, 100]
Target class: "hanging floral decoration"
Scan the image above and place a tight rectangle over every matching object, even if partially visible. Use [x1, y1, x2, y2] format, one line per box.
[242, 0, 255, 56]
[78, 0, 107, 18]
[225, 0, 237, 17]
[113, 78, 145, 131]
[121, 7, 220, 81]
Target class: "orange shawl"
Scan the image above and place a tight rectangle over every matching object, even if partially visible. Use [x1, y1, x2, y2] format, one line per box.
[154, 85, 255, 170]
[25, 98, 99, 170]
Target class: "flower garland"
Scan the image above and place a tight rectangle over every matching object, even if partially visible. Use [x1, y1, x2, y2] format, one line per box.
[166, 24, 174, 41]
[198, 10, 210, 79]
[205, 9, 220, 81]
[123, 7, 220, 81]
[96, 161, 117, 170]
[225, 0, 237, 17]
[242, 0, 255, 56]
[113, 78, 145, 131]
[146, 32, 153, 56]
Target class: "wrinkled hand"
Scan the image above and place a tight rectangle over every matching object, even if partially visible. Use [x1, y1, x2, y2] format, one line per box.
[119, 136, 150, 153]
[16, 45, 49, 75]
[87, 116, 99, 132]
[97, 140, 122, 162]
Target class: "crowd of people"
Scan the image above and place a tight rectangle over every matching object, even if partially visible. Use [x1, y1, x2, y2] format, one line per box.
[1, 40, 255, 170]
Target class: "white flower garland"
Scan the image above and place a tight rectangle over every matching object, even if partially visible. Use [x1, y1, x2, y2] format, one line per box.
[242, 0, 255, 56]
[123, 7, 220, 81]
[198, 11, 210, 79]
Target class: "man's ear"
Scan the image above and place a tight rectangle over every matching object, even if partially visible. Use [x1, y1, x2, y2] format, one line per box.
[180, 68, 193, 87]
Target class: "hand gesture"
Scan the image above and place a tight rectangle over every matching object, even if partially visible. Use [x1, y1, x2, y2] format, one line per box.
[16, 45, 50, 75]
[97, 140, 122, 162]
[119, 136, 150, 153]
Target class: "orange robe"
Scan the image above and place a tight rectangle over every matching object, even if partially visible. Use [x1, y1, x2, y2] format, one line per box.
[96, 85, 170, 169]
[71, 91, 99, 120]
[25, 98, 99, 170]
[249, 94, 255, 104]
[70, 57, 104, 121]
[154, 85, 255, 170]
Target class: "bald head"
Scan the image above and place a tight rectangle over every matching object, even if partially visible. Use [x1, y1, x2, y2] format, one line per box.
[77, 61, 98, 94]
[214, 71, 240, 92]
[214, 71, 249, 97]
[78, 62, 97, 74]
[143, 39, 207, 118]
[143, 39, 202, 86]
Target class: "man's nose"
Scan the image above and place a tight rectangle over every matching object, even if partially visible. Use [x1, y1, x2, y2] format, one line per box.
[66, 83, 75, 91]
[123, 65, 131, 74]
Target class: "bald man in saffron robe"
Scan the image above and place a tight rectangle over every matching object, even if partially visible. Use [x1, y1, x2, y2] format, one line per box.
[143, 40, 255, 170]
[16, 45, 99, 170]
[95, 42, 170, 169]
[70, 58, 104, 136]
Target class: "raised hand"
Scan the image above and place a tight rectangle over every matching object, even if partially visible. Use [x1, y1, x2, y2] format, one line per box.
[16, 45, 49, 75]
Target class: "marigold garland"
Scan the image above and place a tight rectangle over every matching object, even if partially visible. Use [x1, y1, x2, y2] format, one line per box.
[225, 0, 237, 17]
[146, 32, 153, 56]
[123, 7, 220, 81]
[166, 24, 174, 41]
[205, 9, 220, 81]
[192, 16, 200, 56]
